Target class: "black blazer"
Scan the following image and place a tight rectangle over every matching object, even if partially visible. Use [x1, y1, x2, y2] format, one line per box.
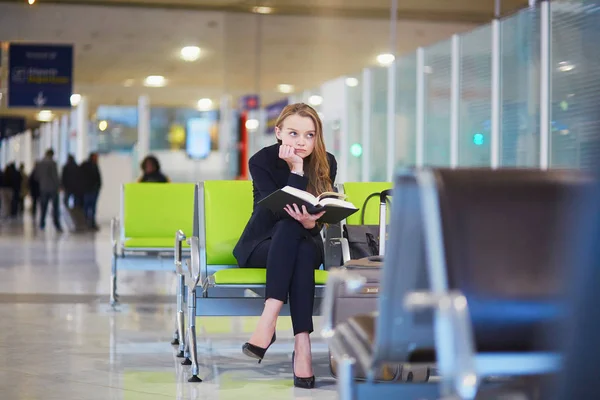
[233, 143, 338, 267]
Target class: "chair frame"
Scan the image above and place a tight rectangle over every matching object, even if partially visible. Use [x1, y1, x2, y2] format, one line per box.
[110, 185, 191, 356]
[178, 182, 328, 382]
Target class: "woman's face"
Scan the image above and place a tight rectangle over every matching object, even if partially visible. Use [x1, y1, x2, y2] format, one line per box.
[275, 114, 316, 159]
[143, 160, 156, 174]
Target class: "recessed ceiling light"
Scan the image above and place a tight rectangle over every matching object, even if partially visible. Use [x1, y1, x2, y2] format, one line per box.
[70, 94, 81, 107]
[308, 95, 323, 106]
[345, 77, 359, 87]
[144, 75, 167, 87]
[180, 46, 201, 62]
[37, 110, 53, 122]
[123, 79, 134, 87]
[197, 98, 213, 111]
[277, 84, 294, 94]
[245, 119, 259, 130]
[253, 6, 273, 14]
[376, 53, 395, 66]
[28, 0, 35, 5]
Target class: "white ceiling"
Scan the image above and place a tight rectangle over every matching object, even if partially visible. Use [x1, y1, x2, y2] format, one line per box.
[0, 1, 485, 124]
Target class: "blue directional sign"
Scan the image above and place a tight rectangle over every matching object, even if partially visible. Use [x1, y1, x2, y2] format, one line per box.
[8, 43, 73, 108]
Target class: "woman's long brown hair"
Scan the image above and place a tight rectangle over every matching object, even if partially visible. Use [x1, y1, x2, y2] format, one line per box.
[275, 103, 332, 196]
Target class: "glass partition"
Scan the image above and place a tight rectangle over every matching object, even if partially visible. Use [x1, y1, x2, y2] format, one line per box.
[459, 25, 492, 166]
[500, 7, 541, 167]
[550, 0, 600, 170]
[424, 40, 452, 166]
[346, 74, 363, 182]
[395, 53, 417, 167]
[369, 67, 388, 181]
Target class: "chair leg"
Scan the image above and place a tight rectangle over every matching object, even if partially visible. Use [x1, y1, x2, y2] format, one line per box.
[338, 357, 356, 400]
[181, 284, 192, 365]
[176, 274, 187, 355]
[110, 253, 119, 307]
[186, 287, 202, 382]
[171, 276, 180, 345]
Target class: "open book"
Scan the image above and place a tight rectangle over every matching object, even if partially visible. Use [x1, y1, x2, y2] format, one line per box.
[258, 186, 358, 224]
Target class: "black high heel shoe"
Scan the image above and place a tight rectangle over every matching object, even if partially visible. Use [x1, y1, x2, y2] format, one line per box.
[242, 332, 276, 364]
[292, 351, 315, 389]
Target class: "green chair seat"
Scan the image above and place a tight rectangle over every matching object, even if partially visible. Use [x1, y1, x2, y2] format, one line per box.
[124, 237, 190, 249]
[213, 268, 328, 285]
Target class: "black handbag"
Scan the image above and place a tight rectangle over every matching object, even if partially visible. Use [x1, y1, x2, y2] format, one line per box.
[343, 191, 392, 260]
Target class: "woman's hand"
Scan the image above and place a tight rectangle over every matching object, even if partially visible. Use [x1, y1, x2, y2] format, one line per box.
[279, 145, 303, 171]
[284, 204, 325, 230]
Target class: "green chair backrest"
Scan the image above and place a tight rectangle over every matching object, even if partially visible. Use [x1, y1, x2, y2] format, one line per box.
[343, 182, 393, 225]
[123, 183, 196, 238]
[204, 180, 254, 265]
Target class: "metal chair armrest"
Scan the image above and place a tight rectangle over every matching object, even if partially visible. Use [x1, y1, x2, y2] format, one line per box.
[404, 291, 478, 400]
[320, 268, 367, 340]
[174, 230, 186, 275]
[187, 236, 202, 291]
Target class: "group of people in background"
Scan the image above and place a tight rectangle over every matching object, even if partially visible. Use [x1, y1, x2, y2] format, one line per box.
[0, 152, 171, 230]
[0, 163, 28, 219]
[0, 149, 102, 232]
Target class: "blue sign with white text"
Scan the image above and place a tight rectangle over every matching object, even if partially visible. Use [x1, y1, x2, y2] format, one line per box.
[8, 44, 73, 108]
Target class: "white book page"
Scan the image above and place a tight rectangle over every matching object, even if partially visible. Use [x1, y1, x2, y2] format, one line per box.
[281, 186, 318, 205]
[319, 198, 358, 209]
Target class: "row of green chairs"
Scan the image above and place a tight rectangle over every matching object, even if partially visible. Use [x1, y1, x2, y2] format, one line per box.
[111, 180, 391, 382]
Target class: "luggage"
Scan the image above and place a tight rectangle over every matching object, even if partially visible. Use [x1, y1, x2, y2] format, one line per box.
[328, 188, 432, 382]
[329, 190, 397, 380]
[342, 190, 392, 260]
[62, 205, 88, 232]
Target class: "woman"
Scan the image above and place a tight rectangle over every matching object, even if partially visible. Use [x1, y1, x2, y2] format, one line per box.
[233, 103, 337, 389]
[138, 155, 170, 183]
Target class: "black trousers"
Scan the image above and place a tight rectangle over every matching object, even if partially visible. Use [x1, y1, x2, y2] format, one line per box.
[40, 191, 61, 229]
[244, 219, 322, 336]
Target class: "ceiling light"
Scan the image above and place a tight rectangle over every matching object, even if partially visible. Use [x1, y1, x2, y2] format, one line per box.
[197, 98, 213, 111]
[557, 61, 575, 72]
[37, 110, 53, 122]
[245, 119, 259, 130]
[180, 46, 201, 62]
[70, 94, 81, 107]
[376, 53, 395, 66]
[308, 95, 323, 106]
[98, 120, 108, 132]
[144, 75, 167, 87]
[345, 77, 359, 87]
[277, 84, 294, 94]
[28, 0, 35, 4]
[123, 79, 134, 87]
[252, 6, 273, 14]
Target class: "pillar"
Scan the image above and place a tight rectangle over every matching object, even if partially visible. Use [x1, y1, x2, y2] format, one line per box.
[137, 95, 150, 162]
[76, 96, 89, 163]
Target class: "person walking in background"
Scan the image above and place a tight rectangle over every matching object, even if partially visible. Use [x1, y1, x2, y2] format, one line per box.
[80, 152, 101, 231]
[33, 149, 62, 232]
[138, 155, 170, 183]
[0, 169, 11, 220]
[61, 155, 82, 208]
[4, 163, 22, 218]
[18, 163, 28, 215]
[28, 161, 40, 217]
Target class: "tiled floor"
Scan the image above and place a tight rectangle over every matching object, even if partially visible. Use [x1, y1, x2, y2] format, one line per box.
[0, 216, 338, 399]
